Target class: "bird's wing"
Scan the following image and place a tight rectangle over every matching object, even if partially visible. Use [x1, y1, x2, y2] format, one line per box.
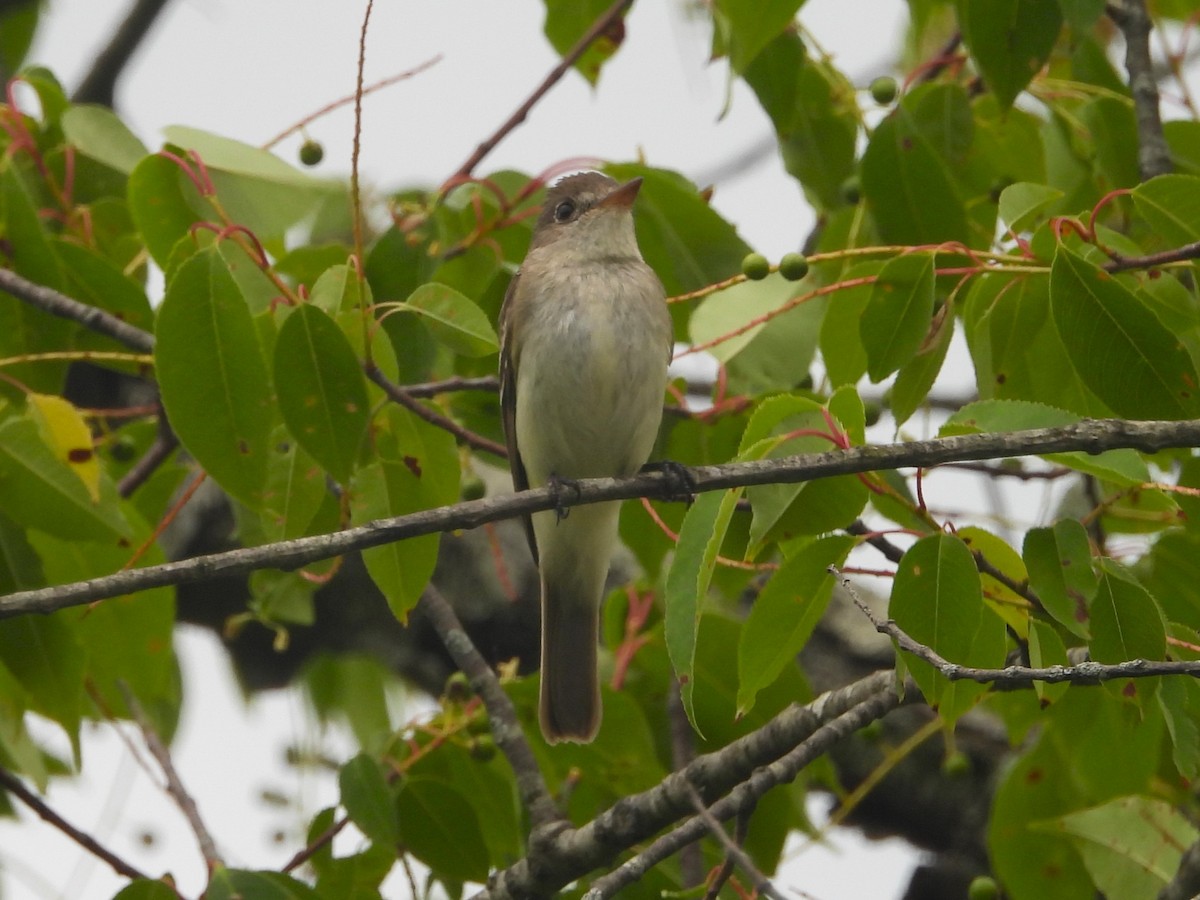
[499, 273, 538, 563]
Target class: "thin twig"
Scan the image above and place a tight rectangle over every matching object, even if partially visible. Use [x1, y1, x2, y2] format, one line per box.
[5, 417, 1200, 618]
[0, 765, 154, 883]
[417, 586, 562, 829]
[1108, 0, 1173, 180]
[685, 783, 787, 900]
[366, 363, 507, 458]
[401, 374, 499, 398]
[1104, 239, 1200, 272]
[579, 686, 904, 900]
[117, 413, 179, 498]
[350, 0, 374, 273]
[839, 569, 1200, 684]
[118, 682, 225, 872]
[0, 267, 155, 353]
[261, 56, 443, 150]
[71, 0, 172, 106]
[449, 0, 635, 180]
[668, 682, 704, 889]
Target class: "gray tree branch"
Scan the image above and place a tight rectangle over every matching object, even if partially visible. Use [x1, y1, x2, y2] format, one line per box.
[72, 0, 173, 107]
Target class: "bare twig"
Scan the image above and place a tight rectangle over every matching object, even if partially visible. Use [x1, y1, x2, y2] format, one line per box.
[119, 682, 224, 872]
[402, 374, 499, 398]
[1104, 239, 1200, 272]
[0, 267, 155, 354]
[350, 0, 374, 274]
[1108, 0, 1173, 180]
[417, 586, 561, 830]
[686, 783, 787, 900]
[4, 417, 1200, 618]
[840, 570, 1200, 684]
[366, 363, 507, 458]
[449, 0, 635, 180]
[72, 0, 173, 106]
[668, 682, 704, 889]
[261, 56, 443, 150]
[117, 413, 179, 498]
[0, 765, 154, 883]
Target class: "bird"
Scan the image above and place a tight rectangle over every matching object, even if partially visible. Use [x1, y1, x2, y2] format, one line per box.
[499, 171, 672, 743]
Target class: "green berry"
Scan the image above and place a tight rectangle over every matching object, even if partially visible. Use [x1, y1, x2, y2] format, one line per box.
[299, 139, 324, 167]
[741, 252, 771, 281]
[461, 476, 486, 501]
[869, 75, 898, 105]
[942, 750, 971, 778]
[840, 175, 861, 205]
[444, 671, 471, 703]
[967, 875, 1000, 900]
[469, 735, 497, 762]
[778, 252, 809, 281]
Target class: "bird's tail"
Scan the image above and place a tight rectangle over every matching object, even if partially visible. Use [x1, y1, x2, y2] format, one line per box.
[539, 575, 601, 743]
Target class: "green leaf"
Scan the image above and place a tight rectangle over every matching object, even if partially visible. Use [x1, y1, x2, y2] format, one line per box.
[208, 869, 322, 900]
[1041, 796, 1198, 898]
[0, 615, 84, 758]
[713, 0, 805, 73]
[0, 6, 39, 74]
[303, 655, 394, 754]
[1050, 247, 1200, 420]
[274, 304, 370, 483]
[998, 181, 1065, 233]
[688, 273, 814, 363]
[1089, 564, 1165, 665]
[958, 0, 1062, 109]
[1159, 677, 1200, 779]
[61, 104, 148, 174]
[1080, 97, 1140, 191]
[1058, 0, 1106, 32]
[889, 534, 986, 708]
[156, 248, 274, 507]
[310, 264, 367, 316]
[541, 0, 624, 84]
[742, 31, 856, 210]
[861, 104, 970, 246]
[395, 777, 490, 883]
[127, 153, 203, 268]
[112, 881, 183, 900]
[350, 406, 459, 622]
[891, 303, 953, 425]
[819, 261, 878, 387]
[1131, 174, 1200, 246]
[605, 164, 750, 297]
[397, 283, 499, 357]
[339, 753, 400, 847]
[161, 125, 336, 240]
[0, 412, 130, 540]
[665, 488, 742, 732]
[737, 535, 855, 715]
[861, 253, 935, 382]
[1023, 520, 1097, 639]
[942, 400, 1149, 485]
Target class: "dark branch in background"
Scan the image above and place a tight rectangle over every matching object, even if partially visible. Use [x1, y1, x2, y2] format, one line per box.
[1107, 0, 1173, 180]
[5, 416, 1200, 618]
[449, 0, 635, 180]
[667, 684, 705, 890]
[416, 586, 561, 830]
[72, 0, 173, 107]
[840, 571, 1200, 684]
[119, 683, 224, 872]
[0, 268, 155, 354]
[0, 765, 152, 883]
[117, 411, 177, 498]
[481, 671, 904, 900]
[1160, 840, 1200, 900]
[365, 363, 507, 458]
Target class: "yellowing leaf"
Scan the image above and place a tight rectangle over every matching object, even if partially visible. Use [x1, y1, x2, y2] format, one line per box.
[27, 394, 100, 502]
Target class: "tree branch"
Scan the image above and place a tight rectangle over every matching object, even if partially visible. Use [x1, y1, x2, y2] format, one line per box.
[0, 267, 156, 354]
[0, 765, 152, 883]
[3, 417, 1199, 618]
[1108, 0, 1173, 180]
[1160, 839, 1200, 900]
[448, 0, 635, 180]
[72, 0, 174, 107]
[417, 586, 561, 830]
[119, 683, 224, 872]
[684, 783, 785, 900]
[842, 570, 1200, 684]
[481, 670, 903, 900]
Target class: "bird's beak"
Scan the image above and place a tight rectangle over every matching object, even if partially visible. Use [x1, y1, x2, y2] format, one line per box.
[599, 177, 643, 210]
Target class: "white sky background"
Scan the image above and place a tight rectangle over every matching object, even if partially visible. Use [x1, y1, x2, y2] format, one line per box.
[0, 1, 973, 897]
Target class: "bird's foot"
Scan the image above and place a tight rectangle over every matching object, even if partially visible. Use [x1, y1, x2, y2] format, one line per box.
[547, 473, 583, 522]
[640, 460, 696, 505]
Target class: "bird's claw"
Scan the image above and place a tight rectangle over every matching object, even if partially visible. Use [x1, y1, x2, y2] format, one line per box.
[547, 474, 583, 522]
[640, 460, 696, 505]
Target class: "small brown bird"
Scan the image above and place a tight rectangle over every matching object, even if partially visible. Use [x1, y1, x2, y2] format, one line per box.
[499, 172, 672, 743]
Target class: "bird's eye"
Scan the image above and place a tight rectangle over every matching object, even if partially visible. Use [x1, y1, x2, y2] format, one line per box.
[553, 199, 576, 222]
